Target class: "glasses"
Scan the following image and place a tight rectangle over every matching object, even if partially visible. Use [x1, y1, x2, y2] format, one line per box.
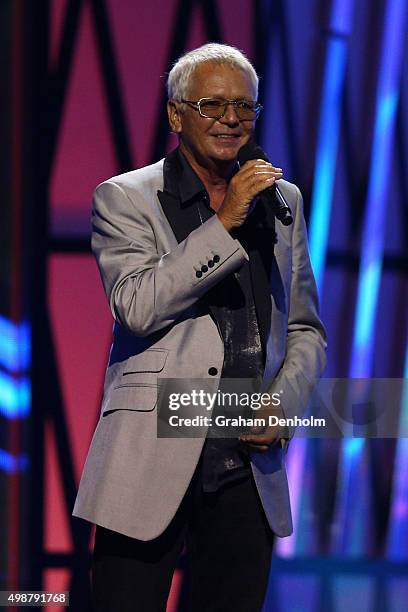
[180, 97, 263, 121]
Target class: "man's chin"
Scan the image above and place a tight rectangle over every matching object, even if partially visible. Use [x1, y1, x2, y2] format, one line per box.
[210, 148, 241, 164]
[210, 138, 251, 163]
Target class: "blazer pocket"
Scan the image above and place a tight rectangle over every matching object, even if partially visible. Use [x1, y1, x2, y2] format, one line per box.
[118, 348, 169, 385]
[103, 383, 158, 415]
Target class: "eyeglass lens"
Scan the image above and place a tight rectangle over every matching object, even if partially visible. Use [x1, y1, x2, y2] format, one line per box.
[200, 99, 258, 120]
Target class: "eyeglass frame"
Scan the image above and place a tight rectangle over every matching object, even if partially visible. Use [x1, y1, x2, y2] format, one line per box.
[179, 97, 263, 120]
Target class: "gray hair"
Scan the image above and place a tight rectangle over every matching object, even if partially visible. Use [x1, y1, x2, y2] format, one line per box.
[167, 43, 259, 101]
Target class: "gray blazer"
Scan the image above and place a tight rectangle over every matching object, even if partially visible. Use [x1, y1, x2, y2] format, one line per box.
[72, 151, 327, 541]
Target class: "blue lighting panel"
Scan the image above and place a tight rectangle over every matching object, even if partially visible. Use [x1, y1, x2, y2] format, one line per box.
[309, 0, 355, 295]
[275, 0, 355, 558]
[0, 448, 29, 474]
[289, 0, 355, 557]
[351, 0, 405, 376]
[0, 371, 31, 419]
[0, 315, 30, 372]
[333, 0, 407, 555]
[0, 316, 31, 418]
[309, 39, 347, 292]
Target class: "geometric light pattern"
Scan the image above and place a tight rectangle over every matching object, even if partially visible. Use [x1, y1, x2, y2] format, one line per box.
[3, 1, 407, 610]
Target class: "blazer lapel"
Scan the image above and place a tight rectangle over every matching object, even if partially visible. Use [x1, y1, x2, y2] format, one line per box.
[157, 190, 202, 243]
[157, 149, 203, 242]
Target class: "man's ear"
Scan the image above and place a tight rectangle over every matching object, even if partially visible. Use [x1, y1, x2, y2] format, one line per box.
[167, 100, 182, 134]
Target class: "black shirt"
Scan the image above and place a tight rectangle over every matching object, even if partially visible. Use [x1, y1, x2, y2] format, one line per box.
[171, 150, 266, 491]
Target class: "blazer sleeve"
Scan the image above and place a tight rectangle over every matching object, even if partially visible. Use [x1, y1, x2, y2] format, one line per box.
[267, 186, 327, 439]
[91, 180, 248, 336]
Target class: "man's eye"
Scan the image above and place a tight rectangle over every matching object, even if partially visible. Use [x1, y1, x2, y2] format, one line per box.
[236, 101, 254, 110]
[203, 99, 225, 107]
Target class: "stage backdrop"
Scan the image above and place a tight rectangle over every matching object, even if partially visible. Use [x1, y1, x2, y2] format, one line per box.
[1, 1, 407, 611]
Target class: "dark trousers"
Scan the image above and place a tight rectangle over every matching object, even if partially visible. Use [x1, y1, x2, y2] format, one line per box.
[91, 457, 273, 612]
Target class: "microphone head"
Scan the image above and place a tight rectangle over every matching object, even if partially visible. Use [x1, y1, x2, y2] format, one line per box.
[280, 213, 294, 226]
[238, 142, 270, 165]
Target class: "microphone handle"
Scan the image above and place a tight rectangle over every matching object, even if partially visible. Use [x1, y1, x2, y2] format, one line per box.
[273, 184, 293, 226]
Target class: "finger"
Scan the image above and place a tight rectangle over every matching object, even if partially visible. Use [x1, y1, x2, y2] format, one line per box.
[253, 169, 282, 175]
[240, 158, 271, 168]
[247, 425, 266, 435]
[237, 161, 273, 177]
[250, 167, 279, 179]
[238, 168, 274, 185]
[240, 159, 283, 174]
[247, 170, 277, 185]
[256, 168, 283, 176]
[247, 174, 276, 195]
[240, 434, 278, 445]
[242, 159, 283, 171]
[234, 166, 281, 191]
[252, 172, 282, 181]
[245, 444, 270, 453]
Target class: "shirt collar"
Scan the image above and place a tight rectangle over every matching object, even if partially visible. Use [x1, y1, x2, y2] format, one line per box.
[176, 149, 207, 207]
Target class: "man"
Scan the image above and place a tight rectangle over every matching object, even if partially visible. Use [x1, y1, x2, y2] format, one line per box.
[73, 43, 326, 611]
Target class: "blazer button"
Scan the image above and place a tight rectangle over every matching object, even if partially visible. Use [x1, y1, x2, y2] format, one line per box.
[208, 259, 214, 268]
[196, 270, 203, 278]
[208, 367, 218, 376]
[201, 265, 208, 273]
[213, 254, 220, 263]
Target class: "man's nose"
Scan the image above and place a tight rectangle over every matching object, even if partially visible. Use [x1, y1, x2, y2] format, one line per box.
[220, 103, 240, 124]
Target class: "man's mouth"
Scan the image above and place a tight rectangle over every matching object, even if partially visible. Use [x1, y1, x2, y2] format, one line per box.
[213, 134, 241, 139]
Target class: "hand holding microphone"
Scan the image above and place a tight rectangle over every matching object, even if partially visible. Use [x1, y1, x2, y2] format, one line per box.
[216, 141, 293, 232]
[216, 158, 283, 232]
[238, 142, 293, 226]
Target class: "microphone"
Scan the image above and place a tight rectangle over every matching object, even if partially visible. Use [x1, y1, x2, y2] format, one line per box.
[238, 142, 293, 226]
